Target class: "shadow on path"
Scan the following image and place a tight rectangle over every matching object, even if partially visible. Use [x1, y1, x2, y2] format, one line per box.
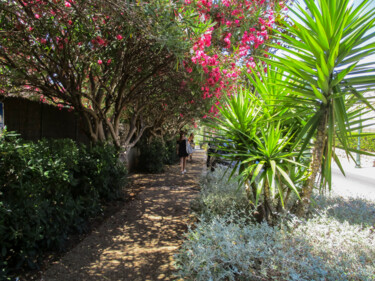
[40, 150, 206, 281]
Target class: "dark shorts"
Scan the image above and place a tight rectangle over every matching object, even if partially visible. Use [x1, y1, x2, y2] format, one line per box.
[178, 139, 189, 157]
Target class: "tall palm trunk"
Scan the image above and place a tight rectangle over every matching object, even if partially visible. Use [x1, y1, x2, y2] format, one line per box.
[295, 106, 328, 216]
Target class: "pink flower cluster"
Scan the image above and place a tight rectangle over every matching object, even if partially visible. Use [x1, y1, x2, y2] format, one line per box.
[196, 0, 213, 14]
[92, 36, 107, 47]
[224, 33, 232, 48]
[40, 95, 47, 103]
[182, 0, 287, 117]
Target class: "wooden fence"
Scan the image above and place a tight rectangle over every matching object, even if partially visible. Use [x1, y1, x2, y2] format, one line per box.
[1, 96, 89, 143]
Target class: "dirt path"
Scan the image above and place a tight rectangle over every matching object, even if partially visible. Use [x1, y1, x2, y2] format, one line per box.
[39, 150, 205, 281]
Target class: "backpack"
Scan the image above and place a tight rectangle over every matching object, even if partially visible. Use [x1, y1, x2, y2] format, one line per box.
[186, 140, 193, 154]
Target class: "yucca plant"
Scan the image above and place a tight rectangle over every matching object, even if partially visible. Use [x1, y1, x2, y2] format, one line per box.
[239, 122, 305, 223]
[205, 71, 308, 223]
[208, 87, 261, 153]
[267, 0, 375, 216]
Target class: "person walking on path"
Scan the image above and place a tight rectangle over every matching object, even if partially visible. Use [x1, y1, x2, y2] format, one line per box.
[188, 133, 195, 161]
[177, 131, 189, 174]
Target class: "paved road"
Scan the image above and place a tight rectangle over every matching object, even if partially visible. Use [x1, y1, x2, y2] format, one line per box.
[331, 156, 375, 200]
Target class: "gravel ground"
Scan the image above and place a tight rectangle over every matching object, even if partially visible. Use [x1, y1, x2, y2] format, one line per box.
[39, 150, 206, 281]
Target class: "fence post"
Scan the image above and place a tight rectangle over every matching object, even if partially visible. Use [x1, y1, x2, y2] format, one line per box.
[355, 112, 362, 168]
[40, 101, 44, 139]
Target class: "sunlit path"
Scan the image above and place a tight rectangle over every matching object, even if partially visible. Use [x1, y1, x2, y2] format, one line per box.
[40, 150, 206, 281]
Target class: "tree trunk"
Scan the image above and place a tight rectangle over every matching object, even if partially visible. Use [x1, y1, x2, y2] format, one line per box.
[98, 120, 106, 142]
[81, 110, 99, 144]
[294, 107, 328, 217]
[263, 182, 275, 225]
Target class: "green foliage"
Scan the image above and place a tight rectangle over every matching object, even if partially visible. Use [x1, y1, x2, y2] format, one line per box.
[204, 82, 308, 222]
[77, 144, 127, 201]
[338, 135, 375, 153]
[201, 142, 208, 150]
[163, 139, 179, 165]
[191, 166, 251, 219]
[137, 135, 179, 173]
[268, 0, 375, 192]
[138, 138, 166, 173]
[0, 132, 127, 277]
[240, 123, 303, 208]
[0, 0, 211, 149]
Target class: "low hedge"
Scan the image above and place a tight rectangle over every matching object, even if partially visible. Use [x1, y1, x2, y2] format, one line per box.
[137, 137, 179, 173]
[163, 139, 179, 165]
[340, 135, 375, 152]
[0, 132, 127, 279]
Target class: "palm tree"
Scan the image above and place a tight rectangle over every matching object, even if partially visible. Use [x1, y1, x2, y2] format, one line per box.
[269, 0, 375, 216]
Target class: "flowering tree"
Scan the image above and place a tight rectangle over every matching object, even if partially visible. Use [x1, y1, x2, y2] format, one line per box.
[120, 66, 209, 144]
[181, 0, 289, 115]
[0, 0, 208, 151]
[0, 0, 287, 154]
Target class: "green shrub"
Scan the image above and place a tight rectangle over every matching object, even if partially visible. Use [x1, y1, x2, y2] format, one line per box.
[338, 135, 375, 152]
[175, 210, 375, 281]
[0, 132, 127, 278]
[201, 143, 208, 150]
[163, 139, 178, 165]
[191, 166, 251, 218]
[137, 138, 165, 173]
[77, 144, 127, 201]
[137, 136, 178, 173]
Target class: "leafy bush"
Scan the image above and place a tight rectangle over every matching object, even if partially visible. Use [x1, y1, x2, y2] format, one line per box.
[204, 87, 309, 222]
[191, 166, 251, 218]
[312, 193, 375, 228]
[175, 168, 375, 281]
[339, 135, 375, 153]
[138, 138, 166, 173]
[137, 136, 178, 173]
[0, 132, 127, 278]
[163, 139, 178, 165]
[175, 210, 375, 281]
[77, 144, 127, 201]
